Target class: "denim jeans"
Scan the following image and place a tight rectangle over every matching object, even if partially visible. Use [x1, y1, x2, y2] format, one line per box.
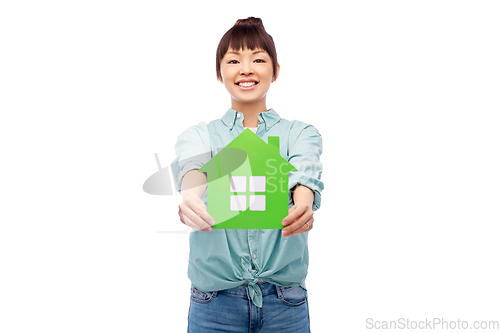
[187, 282, 310, 332]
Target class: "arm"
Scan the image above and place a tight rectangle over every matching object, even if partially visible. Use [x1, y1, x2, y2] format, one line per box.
[281, 185, 315, 237]
[178, 170, 214, 232]
[281, 122, 324, 237]
[171, 123, 214, 231]
[287, 123, 324, 212]
[292, 184, 314, 208]
[181, 169, 208, 200]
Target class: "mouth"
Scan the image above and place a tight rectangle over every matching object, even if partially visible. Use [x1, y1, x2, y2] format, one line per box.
[235, 81, 259, 90]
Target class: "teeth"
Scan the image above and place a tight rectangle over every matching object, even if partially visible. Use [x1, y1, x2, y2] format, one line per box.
[238, 82, 257, 87]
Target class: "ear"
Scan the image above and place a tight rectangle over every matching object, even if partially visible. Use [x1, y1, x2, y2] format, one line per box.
[272, 63, 280, 82]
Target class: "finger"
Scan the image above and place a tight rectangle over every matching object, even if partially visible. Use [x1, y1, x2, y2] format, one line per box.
[183, 214, 212, 232]
[178, 206, 185, 224]
[181, 214, 197, 229]
[182, 207, 213, 231]
[283, 220, 313, 237]
[285, 204, 310, 224]
[284, 207, 313, 231]
[192, 203, 215, 226]
[283, 215, 312, 236]
[282, 205, 301, 226]
[283, 213, 313, 237]
[185, 197, 215, 226]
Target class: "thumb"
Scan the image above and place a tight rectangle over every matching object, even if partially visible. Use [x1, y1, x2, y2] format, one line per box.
[282, 205, 297, 225]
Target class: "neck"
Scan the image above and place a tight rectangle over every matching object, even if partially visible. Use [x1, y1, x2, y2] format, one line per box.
[231, 98, 268, 128]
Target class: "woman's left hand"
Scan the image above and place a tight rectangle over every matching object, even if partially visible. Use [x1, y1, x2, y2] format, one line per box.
[281, 202, 314, 237]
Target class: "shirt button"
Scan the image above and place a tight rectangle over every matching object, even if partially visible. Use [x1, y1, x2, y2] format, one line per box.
[253, 253, 256, 259]
[266, 124, 270, 128]
[237, 114, 241, 118]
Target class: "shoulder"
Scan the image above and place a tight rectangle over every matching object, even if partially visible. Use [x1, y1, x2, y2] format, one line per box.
[177, 122, 208, 136]
[174, 122, 211, 151]
[206, 117, 226, 133]
[287, 119, 322, 145]
[176, 121, 212, 141]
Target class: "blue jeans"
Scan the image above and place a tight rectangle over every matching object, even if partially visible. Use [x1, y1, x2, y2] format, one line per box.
[188, 282, 310, 332]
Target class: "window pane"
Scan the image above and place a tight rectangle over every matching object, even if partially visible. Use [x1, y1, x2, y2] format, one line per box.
[249, 195, 266, 211]
[249, 176, 266, 192]
[230, 195, 246, 211]
[230, 176, 246, 192]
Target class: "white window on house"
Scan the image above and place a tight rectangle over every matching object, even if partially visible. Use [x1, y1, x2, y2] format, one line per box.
[249, 195, 265, 211]
[230, 195, 246, 211]
[230, 176, 246, 192]
[249, 176, 266, 192]
[230, 176, 266, 211]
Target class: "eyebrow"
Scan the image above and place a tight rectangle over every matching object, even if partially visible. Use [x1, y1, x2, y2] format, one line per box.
[225, 50, 267, 55]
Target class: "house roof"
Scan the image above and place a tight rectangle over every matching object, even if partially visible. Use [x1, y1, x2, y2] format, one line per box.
[199, 129, 296, 180]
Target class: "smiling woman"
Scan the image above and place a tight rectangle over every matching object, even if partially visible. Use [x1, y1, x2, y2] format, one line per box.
[172, 16, 324, 333]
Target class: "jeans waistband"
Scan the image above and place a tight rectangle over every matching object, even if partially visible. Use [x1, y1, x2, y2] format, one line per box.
[218, 281, 278, 297]
[243, 279, 266, 286]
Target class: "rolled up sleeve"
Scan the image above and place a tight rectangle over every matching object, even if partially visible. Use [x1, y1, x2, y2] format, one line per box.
[287, 121, 324, 211]
[170, 123, 212, 194]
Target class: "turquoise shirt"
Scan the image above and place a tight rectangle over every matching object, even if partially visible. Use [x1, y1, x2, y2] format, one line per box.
[171, 108, 324, 307]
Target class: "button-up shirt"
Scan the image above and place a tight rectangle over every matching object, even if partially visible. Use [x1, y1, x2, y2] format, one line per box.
[171, 108, 324, 307]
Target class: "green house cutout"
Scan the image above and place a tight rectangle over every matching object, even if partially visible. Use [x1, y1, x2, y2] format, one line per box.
[199, 129, 297, 229]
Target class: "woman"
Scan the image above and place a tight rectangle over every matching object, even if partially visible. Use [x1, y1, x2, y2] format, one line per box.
[172, 16, 324, 332]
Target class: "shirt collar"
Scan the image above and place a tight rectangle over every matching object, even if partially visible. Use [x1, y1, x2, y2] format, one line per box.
[221, 108, 281, 131]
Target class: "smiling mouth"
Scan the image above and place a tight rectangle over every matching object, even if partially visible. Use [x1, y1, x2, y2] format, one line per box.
[236, 81, 259, 87]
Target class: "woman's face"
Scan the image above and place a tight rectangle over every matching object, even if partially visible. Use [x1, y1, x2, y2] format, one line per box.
[220, 48, 278, 109]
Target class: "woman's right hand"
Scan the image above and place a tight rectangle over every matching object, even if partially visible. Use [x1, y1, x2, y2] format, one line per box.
[178, 194, 215, 232]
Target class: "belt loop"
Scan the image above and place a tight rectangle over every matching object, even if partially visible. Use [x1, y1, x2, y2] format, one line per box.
[276, 285, 285, 300]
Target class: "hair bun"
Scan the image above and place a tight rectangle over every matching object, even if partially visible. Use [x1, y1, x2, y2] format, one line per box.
[234, 17, 264, 27]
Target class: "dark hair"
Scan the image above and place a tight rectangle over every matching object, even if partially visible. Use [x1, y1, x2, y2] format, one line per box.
[216, 17, 278, 82]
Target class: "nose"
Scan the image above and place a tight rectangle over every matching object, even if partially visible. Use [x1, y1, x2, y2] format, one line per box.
[239, 61, 254, 75]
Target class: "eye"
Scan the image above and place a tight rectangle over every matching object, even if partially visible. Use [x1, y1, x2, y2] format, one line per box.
[254, 59, 265, 63]
[228, 60, 239, 64]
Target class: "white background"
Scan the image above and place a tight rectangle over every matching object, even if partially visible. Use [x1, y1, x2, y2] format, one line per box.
[1, 0, 499, 332]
